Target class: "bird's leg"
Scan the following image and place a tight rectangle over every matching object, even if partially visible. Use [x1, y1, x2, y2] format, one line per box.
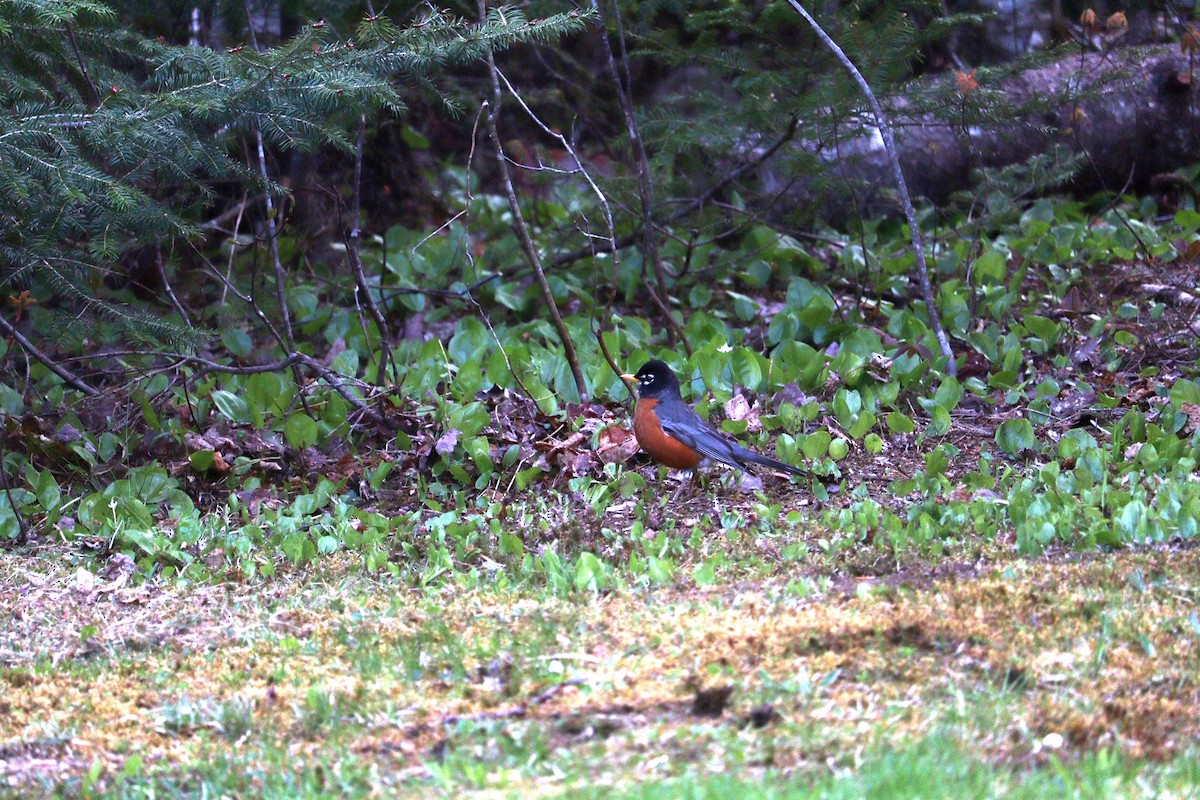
[663, 467, 705, 506]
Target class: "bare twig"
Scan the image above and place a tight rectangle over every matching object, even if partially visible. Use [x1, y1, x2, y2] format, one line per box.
[198, 194, 268, 232]
[343, 113, 398, 388]
[252, 129, 310, 395]
[243, 0, 313, 406]
[785, 0, 957, 375]
[544, 115, 801, 275]
[493, 69, 630, 396]
[0, 312, 98, 396]
[64, 22, 100, 108]
[460, 101, 539, 403]
[481, 1, 589, 403]
[594, 0, 691, 354]
[154, 244, 192, 327]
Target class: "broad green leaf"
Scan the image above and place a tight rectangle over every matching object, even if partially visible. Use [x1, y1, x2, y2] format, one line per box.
[848, 410, 876, 439]
[933, 376, 963, 410]
[801, 430, 831, 459]
[1023, 315, 1061, 342]
[732, 348, 763, 390]
[1057, 428, 1098, 460]
[190, 451, 216, 471]
[971, 249, 1007, 285]
[928, 406, 952, 436]
[996, 418, 1038, 455]
[284, 413, 319, 450]
[221, 328, 253, 357]
[211, 390, 251, 424]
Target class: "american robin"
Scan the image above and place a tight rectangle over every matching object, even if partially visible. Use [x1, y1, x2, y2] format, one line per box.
[621, 359, 805, 477]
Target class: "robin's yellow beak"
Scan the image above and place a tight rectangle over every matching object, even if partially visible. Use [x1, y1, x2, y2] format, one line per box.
[620, 374, 637, 384]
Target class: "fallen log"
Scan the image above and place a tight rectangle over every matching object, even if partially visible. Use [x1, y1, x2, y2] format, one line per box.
[758, 45, 1200, 221]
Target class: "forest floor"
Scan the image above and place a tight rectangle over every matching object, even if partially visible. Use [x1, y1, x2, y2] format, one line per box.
[3, 244, 1200, 796]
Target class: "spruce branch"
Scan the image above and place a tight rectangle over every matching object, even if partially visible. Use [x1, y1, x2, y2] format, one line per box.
[785, 0, 956, 375]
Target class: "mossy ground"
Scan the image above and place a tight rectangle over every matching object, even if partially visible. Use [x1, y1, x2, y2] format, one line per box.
[4, 533, 1200, 797]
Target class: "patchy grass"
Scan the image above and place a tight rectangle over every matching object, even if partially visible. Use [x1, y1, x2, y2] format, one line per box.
[5, 536, 1200, 797]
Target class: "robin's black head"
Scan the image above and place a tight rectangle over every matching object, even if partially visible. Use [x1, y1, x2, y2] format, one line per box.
[622, 359, 681, 399]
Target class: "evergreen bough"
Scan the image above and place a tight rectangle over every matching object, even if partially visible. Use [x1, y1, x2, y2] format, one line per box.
[0, 0, 587, 350]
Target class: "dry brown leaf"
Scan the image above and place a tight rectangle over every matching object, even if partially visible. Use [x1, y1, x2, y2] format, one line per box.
[596, 425, 640, 464]
[1180, 403, 1200, 435]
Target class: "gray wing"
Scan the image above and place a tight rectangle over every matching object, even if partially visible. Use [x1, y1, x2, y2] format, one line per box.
[652, 400, 749, 470]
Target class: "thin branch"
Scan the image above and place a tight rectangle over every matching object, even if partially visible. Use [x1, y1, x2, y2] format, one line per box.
[594, 0, 691, 354]
[0, 311, 98, 396]
[252, 130, 303, 363]
[544, 115, 801, 274]
[493, 69, 630, 398]
[64, 22, 101, 108]
[481, 0, 589, 404]
[241, 0, 314, 409]
[155, 244, 192, 327]
[459, 101, 539, 403]
[198, 194, 267, 231]
[785, 0, 957, 375]
[343, 113, 398, 388]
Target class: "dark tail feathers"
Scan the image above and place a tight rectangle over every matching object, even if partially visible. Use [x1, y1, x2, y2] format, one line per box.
[737, 448, 806, 477]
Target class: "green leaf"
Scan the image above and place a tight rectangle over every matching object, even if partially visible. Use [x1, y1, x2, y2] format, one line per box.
[928, 406, 952, 437]
[933, 376, 963, 410]
[463, 435, 493, 473]
[732, 348, 763, 390]
[886, 411, 915, 434]
[1057, 428, 1097, 460]
[996, 418, 1038, 455]
[574, 552, 605, 591]
[828, 438, 849, 460]
[211, 390, 251, 424]
[1023, 315, 1061, 342]
[801, 430, 831, 459]
[1169, 379, 1200, 408]
[189, 450, 215, 471]
[971, 249, 1006, 285]
[848, 410, 876, 439]
[400, 124, 430, 149]
[284, 413, 319, 450]
[0, 383, 24, 415]
[26, 467, 61, 513]
[832, 389, 862, 429]
[221, 328, 253, 358]
[330, 349, 360, 378]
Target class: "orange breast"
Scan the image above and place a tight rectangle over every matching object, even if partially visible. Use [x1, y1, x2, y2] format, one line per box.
[632, 399, 703, 469]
